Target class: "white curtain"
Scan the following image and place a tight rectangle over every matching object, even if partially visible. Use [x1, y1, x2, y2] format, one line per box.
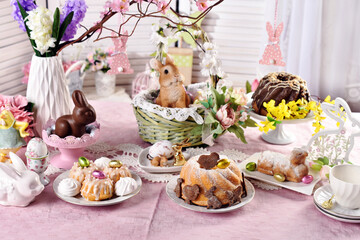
[261, 0, 360, 110]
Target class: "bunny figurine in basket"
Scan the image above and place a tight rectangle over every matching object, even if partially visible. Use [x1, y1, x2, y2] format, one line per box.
[0, 152, 44, 207]
[150, 56, 191, 108]
[55, 90, 96, 138]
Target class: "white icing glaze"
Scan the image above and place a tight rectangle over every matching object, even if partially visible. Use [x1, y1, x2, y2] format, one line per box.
[115, 177, 137, 196]
[103, 165, 131, 183]
[58, 178, 81, 197]
[260, 151, 290, 170]
[81, 176, 113, 201]
[149, 141, 174, 158]
[94, 157, 112, 170]
[69, 161, 97, 183]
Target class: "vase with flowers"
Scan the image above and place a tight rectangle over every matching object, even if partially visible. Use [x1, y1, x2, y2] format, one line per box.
[12, 0, 87, 134]
[82, 48, 116, 96]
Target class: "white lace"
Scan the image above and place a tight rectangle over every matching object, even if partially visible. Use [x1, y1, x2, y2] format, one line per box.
[132, 83, 206, 124]
[44, 142, 281, 189]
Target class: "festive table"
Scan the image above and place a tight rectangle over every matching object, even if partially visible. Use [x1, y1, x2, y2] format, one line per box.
[1, 101, 360, 240]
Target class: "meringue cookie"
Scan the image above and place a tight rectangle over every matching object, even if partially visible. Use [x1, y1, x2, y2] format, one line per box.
[94, 157, 112, 169]
[58, 178, 81, 197]
[115, 177, 137, 196]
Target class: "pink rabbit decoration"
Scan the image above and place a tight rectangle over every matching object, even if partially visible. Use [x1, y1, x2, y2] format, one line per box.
[259, 22, 286, 66]
[108, 31, 134, 75]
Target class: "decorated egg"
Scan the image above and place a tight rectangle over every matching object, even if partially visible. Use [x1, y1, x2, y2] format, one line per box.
[302, 175, 313, 184]
[246, 162, 257, 171]
[92, 170, 106, 179]
[78, 156, 90, 168]
[26, 137, 48, 158]
[148, 141, 174, 159]
[217, 159, 230, 169]
[274, 173, 285, 182]
[109, 160, 123, 168]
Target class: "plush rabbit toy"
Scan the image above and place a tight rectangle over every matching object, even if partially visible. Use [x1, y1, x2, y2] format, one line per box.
[0, 152, 44, 207]
[55, 90, 96, 138]
[259, 22, 286, 66]
[150, 56, 191, 108]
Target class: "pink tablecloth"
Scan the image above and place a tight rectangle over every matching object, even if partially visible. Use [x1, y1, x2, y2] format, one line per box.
[1, 101, 360, 240]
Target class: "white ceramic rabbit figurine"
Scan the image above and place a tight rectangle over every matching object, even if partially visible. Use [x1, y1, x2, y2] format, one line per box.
[0, 152, 44, 207]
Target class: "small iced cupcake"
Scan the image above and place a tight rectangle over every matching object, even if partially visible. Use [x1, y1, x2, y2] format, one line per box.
[103, 160, 131, 183]
[58, 178, 81, 197]
[69, 157, 97, 183]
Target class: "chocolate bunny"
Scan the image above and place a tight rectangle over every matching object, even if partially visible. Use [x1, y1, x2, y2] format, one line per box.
[55, 90, 96, 138]
[150, 56, 191, 108]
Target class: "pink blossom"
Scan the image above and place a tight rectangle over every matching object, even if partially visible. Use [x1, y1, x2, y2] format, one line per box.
[319, 165, 331, 180]
[196, 0, 209, 11]
[22, 62, 31, 84]
[216, 103, 236, 130]
[157, 0, 170, 14]
[251, 79, 259, 92]
[239, 111, 248, 122]
[111, 0, 130, 13]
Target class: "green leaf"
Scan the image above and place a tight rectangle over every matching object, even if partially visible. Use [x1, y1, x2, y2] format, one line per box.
[205, 113, 218, 124]
[246, 81, 252, 93]
[267, 116, 275, 122]
[200, 100, 209, 109]
[311, 163, 323, 171]
[228, 125, 247, 144]
[150, 52, 157, 57]
[191, 125, 203, 135]
[208, 96, 213, 108]
[52, 8, 60, 40]
[318, 156, 329, 165]
[181, 31, 197, 48]
[221, 86, 227, 93]
[313, 160, 324, 166]
[212, 123, 224, 135]
[57, 11, 74, 46]
[211, 87, 225, 111]
[17, 0, 40, 56]
[243, 117, 257, 128]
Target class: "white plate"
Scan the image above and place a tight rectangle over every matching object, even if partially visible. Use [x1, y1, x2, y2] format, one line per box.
[239, 153, 321, 195]
[138, 147, 183, 173]
[53, 170, 142, 206]
[166, 177, 255, 213]
[314, 203, 360, 223]
[313, 184, 360, 220]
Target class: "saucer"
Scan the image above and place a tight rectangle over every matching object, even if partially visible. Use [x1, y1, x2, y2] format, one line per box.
[166, 177, 255, 213]
[138, 147, 183, 173]
[313, 184, 360, 222]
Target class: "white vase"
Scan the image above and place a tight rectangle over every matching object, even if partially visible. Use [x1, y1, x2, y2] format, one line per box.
[27, 55, 72, 135]
[95, 71, 116, 96]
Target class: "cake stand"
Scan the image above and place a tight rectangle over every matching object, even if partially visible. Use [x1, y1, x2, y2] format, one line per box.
[246, 94, 314, 144]
[42, 120, 100, 169]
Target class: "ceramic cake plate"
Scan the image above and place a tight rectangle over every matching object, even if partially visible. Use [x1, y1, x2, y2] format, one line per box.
[313, 184, 360, 223]
[53, 170, 142, 206]
[166, 177, 255, 213]
[138, 147, 183, 173]
[239, 153, 320, 195]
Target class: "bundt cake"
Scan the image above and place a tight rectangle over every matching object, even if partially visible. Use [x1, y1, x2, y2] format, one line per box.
[103, 161, 132, 183]
[175, 152, 247, 209]
[252, 72, 310, 116]
[69, 161, 98, 183]
[81, 172, 114, 201]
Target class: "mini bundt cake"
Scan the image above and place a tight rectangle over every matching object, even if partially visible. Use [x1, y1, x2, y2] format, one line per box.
[252, 72, 310, 116]
[103, 160, 132, 183]
[81, 172, 114, 201]
[175, 153, 247, 209]
[69, 161, 97, 183]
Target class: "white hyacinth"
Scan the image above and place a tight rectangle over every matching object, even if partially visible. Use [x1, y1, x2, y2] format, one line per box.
[26, 7, 56, 55]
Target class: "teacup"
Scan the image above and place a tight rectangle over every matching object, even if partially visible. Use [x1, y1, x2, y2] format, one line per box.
[330, 164, 360, 209]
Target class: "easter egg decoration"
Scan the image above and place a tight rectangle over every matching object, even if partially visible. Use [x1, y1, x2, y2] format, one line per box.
[78, 157, 90, 168]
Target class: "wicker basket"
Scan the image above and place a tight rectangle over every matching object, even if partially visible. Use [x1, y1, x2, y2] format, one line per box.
[133, 83, 206, 146]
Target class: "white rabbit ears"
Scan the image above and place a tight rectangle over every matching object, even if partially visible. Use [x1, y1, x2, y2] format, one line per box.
[9, 152, 27, 173]
[149, 55, 175, 71]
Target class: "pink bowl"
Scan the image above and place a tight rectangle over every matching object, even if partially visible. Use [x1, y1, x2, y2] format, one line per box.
[42, 120, 100, 169]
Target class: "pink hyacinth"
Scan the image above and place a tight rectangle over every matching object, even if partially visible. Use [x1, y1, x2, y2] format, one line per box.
[216, 103, 236, 130]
